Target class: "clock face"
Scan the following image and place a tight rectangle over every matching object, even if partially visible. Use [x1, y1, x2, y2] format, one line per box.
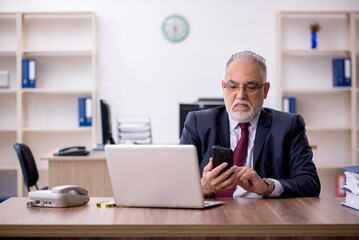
[162, 15, 189, 42]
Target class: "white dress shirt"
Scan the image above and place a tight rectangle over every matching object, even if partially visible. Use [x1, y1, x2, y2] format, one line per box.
[228, 113, 284, 198]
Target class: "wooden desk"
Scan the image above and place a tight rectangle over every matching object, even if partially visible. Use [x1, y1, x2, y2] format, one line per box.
[0, 197, 358, 239]
[41, 151, 112, 197]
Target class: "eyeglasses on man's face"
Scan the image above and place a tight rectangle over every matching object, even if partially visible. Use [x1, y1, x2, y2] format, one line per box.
[223, 82, 267, 93]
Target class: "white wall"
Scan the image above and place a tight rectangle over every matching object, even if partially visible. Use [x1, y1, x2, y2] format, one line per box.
[1, 0, 359, 144]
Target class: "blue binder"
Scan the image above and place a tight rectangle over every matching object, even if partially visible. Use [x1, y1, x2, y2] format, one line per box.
[78, 98, 87, 127]
[333, 58, 351, 87]
[342, 166, 359, 173]
[22, 59, 36, 88]
[282, 97, 296, 114]
[22, 59, 29, 88]
[85, 97, 92, 127]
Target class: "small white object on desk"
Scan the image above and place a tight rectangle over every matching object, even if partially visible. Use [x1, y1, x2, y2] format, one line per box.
[27, 185, 89, 208]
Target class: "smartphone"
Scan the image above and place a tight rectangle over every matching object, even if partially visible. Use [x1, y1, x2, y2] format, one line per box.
[212, 145, 233, 174]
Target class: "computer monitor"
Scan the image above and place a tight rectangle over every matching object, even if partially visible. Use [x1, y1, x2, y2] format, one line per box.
[99, 99, 115, 145]
[179, 98, 224, 138]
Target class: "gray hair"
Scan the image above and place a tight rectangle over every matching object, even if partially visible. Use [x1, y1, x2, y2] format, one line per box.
[225, 51, 267, 81]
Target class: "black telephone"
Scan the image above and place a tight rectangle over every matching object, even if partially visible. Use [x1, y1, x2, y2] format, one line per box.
[54, 146, 89, 156]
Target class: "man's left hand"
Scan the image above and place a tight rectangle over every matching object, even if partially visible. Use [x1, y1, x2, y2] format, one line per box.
[235, 166, 267, 195]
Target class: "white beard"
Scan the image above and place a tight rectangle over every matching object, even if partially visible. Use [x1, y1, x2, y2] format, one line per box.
[226, 99, 256, 123]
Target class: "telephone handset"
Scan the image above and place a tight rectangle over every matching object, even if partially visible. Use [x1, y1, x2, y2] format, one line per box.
[27, 185, 90, 208]
[54, 146, 89, 156]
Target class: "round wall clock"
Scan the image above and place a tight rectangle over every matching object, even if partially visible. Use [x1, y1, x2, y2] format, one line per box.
[162, 15, 189, 42]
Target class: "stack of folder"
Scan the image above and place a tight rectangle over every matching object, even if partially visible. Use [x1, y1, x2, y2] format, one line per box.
[341, 166, 359, 211]
[117, 115, 152, 144]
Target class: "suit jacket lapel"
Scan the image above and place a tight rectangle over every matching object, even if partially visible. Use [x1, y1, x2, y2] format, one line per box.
[217, 108, 230, 148]
[253, 109, 271, 167]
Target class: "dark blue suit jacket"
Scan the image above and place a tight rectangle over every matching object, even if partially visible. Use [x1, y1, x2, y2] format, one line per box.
[179, 106, 320, 197]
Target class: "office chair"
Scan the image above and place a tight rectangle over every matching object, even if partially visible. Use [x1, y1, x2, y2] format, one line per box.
[13, 143, 48, 192]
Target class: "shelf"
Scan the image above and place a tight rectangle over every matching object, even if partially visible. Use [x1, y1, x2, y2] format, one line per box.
[22, 127, 92, 133]
[280, 11, 350, 16]
[21, 88, 92, 95]
[281, 49, 349, 56]
[0, 89, 16, 94]
[23, 12, 94, 16]
[0, 166, 18, 170]
[278, 11, 358, 185]
[0, 129, 17, 132]
[0, 11, 96, 198]
[283, 88, 351, 95]
[0, 51, 16, 56]
[23, 49, 93, 56]
[0, 13, 17, 16]
[306, 126, 351, 131]
[315, 162, 352, 169]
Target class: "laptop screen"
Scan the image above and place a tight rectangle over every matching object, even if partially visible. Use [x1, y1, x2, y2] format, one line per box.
[105, 144, 207, 208]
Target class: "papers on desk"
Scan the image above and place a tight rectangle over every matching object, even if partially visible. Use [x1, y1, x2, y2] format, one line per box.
[341, 166, 359, 211]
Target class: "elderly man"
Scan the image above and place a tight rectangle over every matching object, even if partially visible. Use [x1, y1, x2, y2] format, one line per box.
[180, 51, 320, 198]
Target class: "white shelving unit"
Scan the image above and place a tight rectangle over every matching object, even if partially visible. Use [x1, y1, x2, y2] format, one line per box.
[0, 12, 96, 197]
[277, 12, 358, 196]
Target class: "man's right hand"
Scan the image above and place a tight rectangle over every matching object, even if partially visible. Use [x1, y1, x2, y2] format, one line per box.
[201, 157, 239, 196]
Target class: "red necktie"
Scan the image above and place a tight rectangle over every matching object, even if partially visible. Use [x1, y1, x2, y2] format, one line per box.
[216, 123, 248, 197]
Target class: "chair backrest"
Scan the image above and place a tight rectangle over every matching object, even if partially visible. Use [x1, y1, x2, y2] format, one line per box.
[13, 143, 39, 192]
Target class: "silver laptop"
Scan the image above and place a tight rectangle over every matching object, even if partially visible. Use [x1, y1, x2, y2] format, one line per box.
[105, 144, 223, 209]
